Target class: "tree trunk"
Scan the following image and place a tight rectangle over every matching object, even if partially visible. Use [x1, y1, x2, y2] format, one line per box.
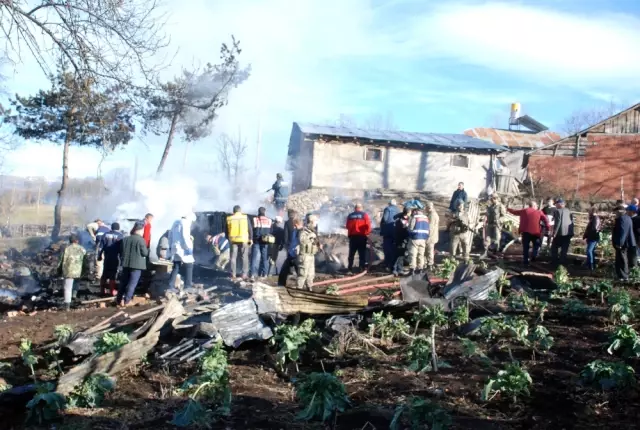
[51, 134, 72, 241]
[156, 112, 179, 174]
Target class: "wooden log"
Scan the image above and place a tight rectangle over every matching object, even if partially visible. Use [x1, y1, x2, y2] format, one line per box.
[80, 297, 116, 305]
[252, 283, 368, 314]
[312, 270, 367, 286]
[55, 297, 184, 395]
[336, 274, 395, 290]
[83, 311, 127, 335]
[56, 332, 160, 395]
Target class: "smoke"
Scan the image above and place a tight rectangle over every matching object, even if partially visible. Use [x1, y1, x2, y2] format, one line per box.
[105, 165, 283, 260]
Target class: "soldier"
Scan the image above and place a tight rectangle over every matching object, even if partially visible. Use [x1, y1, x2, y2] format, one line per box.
[483, 195, 505, 257]
[407, 208, 430, 274]
[424, 201, 440, 270]
[57, 234, 87, 311]
[450, 201, 471, 261]
[297, 215, 319, 290]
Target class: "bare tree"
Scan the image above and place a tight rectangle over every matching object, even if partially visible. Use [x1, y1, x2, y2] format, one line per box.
[0, 188, 17, 226]
[0, 0, 170, 86]
[332, 112, 397, 131]
[217, 130, 248, 190]
[562, 100, 625, 136]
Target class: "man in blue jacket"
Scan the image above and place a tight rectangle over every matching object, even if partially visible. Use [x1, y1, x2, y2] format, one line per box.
[97, 222, 123, 296]
[613, 204, 638, 280]
[449, 182, 469, 213]
[380, 199, 399, 271]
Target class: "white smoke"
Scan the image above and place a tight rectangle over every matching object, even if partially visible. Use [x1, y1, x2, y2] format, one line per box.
[107, 165, 283, 260]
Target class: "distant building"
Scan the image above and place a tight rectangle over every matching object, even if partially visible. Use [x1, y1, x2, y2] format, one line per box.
[527, 102, 640, 200]
[286, 122, 507, 198]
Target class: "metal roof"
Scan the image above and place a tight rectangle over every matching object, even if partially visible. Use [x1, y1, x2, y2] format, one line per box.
[528, 101, 640, 154]
[464, 127, 562, 149]
[292, 122, 507, 153]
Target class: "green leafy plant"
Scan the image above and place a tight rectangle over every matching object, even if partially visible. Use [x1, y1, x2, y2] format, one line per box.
[171, 340, 231, 427]
[608, 290, 636, 324]
[450, 301, 469, 327]
[412, 305, 448, 372]
[588, 281, 613, 305]
[607, 324, 640, 357]
[68, 374, 116, 408]
[295, 372, 350, 422]
[496, 273, 510, 296]
[487, 290, 502, 302]
[271, 319, 320, 371]
[391, 397, 452, 430]
[563, 299, 593, 317]
[25, 383, 67, 425]
[580, 360, 635, 390]
[507, 291, 532, 311]
[528, 325, 554, 352]
[325, 284, 339, 295]
[599, 232, 614, 259]
[534, 301, 548, 323]
[94, 332, 130, 355]
[20, 338, 38, 383]
[459, 337, 492, 366]
[478, 317, 509, 342]
[369, 311, 410, 344]
[482, 363, 532, 403]
[551, 265, 576, 298]
[630, 266, 640, 281]
[53, 324, 74, 344]
[407, 335, 432, 372]
[436, 257, 458, 280]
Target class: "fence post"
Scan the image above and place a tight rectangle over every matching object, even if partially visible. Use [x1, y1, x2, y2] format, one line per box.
[21, 224, 25, 237]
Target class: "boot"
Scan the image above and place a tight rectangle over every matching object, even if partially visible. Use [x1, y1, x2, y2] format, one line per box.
[64, 302, 71, 311]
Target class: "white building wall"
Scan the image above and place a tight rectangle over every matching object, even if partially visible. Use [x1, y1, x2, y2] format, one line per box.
[309, 140, 491, 198]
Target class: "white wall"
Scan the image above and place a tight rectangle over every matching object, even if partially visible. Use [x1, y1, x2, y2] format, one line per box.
[307, 140, 491, 198]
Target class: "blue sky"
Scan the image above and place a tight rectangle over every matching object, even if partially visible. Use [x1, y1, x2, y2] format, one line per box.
[2, 0, 640, 179]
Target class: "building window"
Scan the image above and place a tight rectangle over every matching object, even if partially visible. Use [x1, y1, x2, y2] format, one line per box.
[365, 147, 383, 161]
[451, 154, 470, 168]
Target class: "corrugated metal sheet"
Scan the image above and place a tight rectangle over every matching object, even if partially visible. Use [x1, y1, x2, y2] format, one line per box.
[291, 122, 507, 154]
[464, 127, 561, 149]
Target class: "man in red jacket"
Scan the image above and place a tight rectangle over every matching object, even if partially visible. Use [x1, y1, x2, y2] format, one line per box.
[507, 201, 550, 266]
[346, 203, 371, 272]
[143, 213, 154, 249]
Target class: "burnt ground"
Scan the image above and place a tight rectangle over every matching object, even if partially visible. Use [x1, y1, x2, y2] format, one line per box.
[1, 246, 640, 429]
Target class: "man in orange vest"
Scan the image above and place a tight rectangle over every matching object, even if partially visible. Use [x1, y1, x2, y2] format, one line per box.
[251, 207, 274, 279]
[226, 205, 253, 280]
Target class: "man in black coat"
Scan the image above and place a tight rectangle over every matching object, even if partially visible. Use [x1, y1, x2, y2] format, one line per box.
[613, 205, 637, 280]
[449, 182, 468, 213]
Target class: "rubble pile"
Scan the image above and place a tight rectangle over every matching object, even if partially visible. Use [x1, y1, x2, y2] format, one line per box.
[286, 188, 331, 216]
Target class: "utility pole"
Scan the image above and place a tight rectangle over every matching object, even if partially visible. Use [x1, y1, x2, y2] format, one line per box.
[255, 119, 262, 172]
[132, 154, 138, 198]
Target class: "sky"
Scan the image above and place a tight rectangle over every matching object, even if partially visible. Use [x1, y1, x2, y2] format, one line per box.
[2, 0, 640, 180]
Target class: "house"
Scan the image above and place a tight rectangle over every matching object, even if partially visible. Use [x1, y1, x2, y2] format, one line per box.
[286, 122, 507, 198]
[463, 127, 561, 151]
[527, 102, 640, 200]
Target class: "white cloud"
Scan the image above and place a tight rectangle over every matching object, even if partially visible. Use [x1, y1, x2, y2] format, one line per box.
[405, 2, 640, 90]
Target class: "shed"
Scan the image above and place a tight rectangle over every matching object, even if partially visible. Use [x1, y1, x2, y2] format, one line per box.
[527, 102, 640, 200]
[286, 122, 507, 198]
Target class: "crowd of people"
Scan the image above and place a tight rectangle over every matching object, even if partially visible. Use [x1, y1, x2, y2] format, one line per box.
[55, 175, 640, 310]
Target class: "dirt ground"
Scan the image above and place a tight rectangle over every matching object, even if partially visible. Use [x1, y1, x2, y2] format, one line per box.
[1, 240, 639, 429]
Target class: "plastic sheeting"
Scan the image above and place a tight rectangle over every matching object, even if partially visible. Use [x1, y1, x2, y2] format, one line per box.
[207, 298, 273, 348]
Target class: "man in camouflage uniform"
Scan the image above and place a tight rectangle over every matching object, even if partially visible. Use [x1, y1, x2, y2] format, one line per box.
[482, 194, 505, 257]
[450, 201, 471, 261]
[424, 201, 440, 270]
[57, 234, 87, 310]
[297, 214, 319, 290]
